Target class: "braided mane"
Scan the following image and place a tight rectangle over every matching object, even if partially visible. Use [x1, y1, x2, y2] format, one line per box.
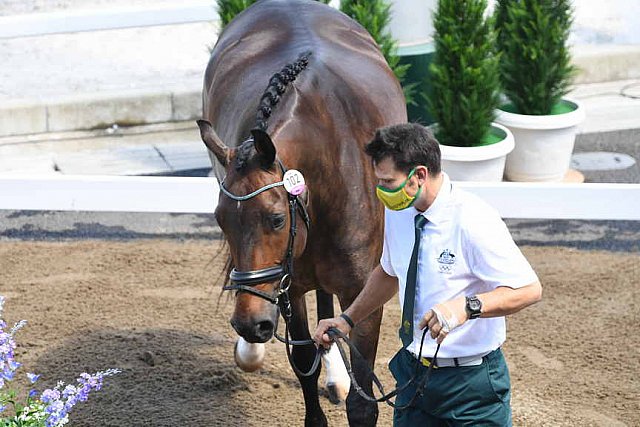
[234, 51, 313, 171]
[255, 51, 312, 131]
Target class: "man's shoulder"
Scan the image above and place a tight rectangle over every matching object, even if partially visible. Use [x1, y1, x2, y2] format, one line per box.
[452, 187, 503, 230]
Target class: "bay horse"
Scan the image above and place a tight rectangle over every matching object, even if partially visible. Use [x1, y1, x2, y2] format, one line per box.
[197, 0, 406, 425]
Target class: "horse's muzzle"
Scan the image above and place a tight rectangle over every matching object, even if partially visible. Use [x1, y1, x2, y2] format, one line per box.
[230, 316, 276, 343]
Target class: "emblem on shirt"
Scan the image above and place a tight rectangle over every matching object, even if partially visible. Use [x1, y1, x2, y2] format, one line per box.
[437, 249, 456, 273]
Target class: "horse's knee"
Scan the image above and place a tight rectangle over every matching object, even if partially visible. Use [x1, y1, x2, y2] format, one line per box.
[346, 392, 378, 427]
[233, 337, 265, 372]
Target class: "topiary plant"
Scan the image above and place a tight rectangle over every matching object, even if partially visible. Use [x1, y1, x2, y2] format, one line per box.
[427, 0, 501, 147]
[217, 0, 331, 30]
[494, 0, 577, 115]
[216, 0, 257, 29]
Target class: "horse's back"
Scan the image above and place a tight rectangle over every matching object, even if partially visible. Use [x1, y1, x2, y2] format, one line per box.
[204, 0, 405, 143]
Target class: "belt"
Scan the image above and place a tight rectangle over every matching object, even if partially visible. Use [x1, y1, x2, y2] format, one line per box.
[412, 351, 490, 369]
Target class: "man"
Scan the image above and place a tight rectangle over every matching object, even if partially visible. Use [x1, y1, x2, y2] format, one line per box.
[313, 123, 542, 426]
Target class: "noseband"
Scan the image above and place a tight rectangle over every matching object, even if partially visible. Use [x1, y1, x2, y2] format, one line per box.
[221, 160, 310, 306]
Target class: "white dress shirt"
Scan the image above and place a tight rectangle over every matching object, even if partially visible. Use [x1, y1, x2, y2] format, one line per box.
[380, 173, 538, 358]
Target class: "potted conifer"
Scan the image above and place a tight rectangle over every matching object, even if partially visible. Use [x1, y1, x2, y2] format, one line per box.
[494, 0, 585, 182]
[428, 0, 514, 181]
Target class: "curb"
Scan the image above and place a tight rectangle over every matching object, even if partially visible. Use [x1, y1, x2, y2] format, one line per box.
[573, 45, 640, 84]
[0, 85, 202, 138]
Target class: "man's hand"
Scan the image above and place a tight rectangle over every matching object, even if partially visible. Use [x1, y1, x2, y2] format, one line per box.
[313, 316, 352, 349]
[418, 297, 467, 344]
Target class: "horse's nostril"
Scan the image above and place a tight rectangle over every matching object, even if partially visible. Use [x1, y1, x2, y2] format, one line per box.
[256, 320, 274, 335]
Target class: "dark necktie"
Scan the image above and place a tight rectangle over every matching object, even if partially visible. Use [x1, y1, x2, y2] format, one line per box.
[399, 214, 428, 348]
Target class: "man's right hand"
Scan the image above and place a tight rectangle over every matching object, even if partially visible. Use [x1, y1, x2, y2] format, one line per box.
[313, 316, 352, 349]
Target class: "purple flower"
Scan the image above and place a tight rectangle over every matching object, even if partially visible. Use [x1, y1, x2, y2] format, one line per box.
[2, 369, 15, 381]
[41, 388, 61, 403]
[27, 372, 41, 383]
[62, 384, 77, 398]
[29, 389, 39, 398]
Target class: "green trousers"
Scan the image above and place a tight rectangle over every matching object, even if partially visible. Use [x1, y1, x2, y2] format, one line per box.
[389, 348, 512, 426]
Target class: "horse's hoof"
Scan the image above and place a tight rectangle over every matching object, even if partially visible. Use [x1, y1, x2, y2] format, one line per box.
[326, 382, 348, 405]
[233, 337, 265, 372]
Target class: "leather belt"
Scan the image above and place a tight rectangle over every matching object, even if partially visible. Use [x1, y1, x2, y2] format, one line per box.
[413, 351, 491, 369]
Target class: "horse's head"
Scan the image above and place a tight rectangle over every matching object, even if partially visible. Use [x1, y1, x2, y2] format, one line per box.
[197, 120, 309, 343]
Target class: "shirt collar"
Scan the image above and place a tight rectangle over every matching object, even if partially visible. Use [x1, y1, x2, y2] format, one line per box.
[413, 172, 452, 226]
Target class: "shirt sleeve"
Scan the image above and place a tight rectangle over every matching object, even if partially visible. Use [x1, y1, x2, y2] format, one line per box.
[380, 215, 396, 277]
[464, 208, 538, 289]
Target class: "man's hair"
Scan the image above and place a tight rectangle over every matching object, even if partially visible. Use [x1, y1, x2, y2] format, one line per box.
[364, 123, 441, 176]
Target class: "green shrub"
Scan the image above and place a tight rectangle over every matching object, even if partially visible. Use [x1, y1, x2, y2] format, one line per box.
[217, 0, 330, 29]
[428, 0, 500, 147]
[495, 0, 577, 115]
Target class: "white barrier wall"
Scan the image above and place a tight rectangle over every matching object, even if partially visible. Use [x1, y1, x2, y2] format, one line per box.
[0, 0, 218, 39]
[0, 175, 638, 220]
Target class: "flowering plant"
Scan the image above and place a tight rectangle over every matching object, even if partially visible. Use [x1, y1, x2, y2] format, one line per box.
[0, 296, 120, 427]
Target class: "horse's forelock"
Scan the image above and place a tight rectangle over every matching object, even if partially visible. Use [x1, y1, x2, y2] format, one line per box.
[234, 139, 256, 171]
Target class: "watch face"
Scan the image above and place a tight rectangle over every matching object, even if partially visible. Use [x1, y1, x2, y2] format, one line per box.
[467, 296, 482, 315]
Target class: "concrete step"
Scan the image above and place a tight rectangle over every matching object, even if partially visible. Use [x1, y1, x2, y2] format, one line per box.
[0, 121, 211, 175]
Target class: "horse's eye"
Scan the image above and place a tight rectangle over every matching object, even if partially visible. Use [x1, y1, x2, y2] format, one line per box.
[269, 214, 286, 230]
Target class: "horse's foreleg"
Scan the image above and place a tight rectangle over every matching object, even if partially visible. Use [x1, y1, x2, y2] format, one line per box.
[289, 294, 328, 427]
[316, 288, 334, 319]
[345, 307, 383, 427]
[316, 289, 350, 404]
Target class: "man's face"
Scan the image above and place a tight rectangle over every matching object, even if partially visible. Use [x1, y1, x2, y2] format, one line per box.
[373, 157, 422, 197]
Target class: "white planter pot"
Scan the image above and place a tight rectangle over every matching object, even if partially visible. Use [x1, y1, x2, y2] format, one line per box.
[439, 123, 515, 182]
[495, 99, 585, 182]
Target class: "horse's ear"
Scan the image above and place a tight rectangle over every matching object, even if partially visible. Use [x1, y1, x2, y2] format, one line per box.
[197, 120, 229, 166]
[251, 128, 276, 167]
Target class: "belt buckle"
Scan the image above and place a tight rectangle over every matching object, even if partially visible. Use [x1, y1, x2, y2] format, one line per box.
[420, 357, 438, 369]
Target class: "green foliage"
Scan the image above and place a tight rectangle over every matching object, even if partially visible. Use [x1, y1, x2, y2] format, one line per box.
[339, 0, 415, 103]
[495, 0, 577, 115]
[428, 0, 500, 147]
[216, 0, 257, 29]
[217, 0, 331, 30]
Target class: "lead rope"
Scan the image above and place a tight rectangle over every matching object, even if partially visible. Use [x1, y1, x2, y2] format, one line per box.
[326, 327, 440, 410]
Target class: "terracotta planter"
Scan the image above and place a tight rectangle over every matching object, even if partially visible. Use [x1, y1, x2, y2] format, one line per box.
[495, 99, 585, 182]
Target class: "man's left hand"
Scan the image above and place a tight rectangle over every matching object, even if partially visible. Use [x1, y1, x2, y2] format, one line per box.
[418, 297, 467, 344]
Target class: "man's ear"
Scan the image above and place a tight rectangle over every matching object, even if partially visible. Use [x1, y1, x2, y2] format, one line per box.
[251, 128, 276, 167]
[197, 120, 229, 166]
[416, 165, 429, 183]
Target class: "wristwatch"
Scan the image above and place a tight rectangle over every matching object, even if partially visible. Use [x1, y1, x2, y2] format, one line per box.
[465, 295, 482, 319]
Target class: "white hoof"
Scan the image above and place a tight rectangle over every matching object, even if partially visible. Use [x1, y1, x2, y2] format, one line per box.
[233, 337, 265, 372]
[322, 343, 350, 404]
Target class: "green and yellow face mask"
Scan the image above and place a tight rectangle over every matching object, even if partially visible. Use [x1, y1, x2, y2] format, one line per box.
[375, 167, 422, 211]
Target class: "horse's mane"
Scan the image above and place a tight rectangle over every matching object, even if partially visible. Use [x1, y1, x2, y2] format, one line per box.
[234, 51, 312, 171]
[255, 51, 312, 132]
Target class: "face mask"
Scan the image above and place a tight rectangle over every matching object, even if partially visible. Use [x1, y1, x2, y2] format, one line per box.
[376, 167, 422, 211]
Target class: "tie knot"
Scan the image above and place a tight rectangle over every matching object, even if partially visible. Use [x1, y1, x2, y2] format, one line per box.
[414, 214, 427, 230]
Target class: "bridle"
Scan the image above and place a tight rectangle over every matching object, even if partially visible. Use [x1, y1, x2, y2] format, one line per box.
[221, 159, 310, 307]
[219, 157, 320, 376]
